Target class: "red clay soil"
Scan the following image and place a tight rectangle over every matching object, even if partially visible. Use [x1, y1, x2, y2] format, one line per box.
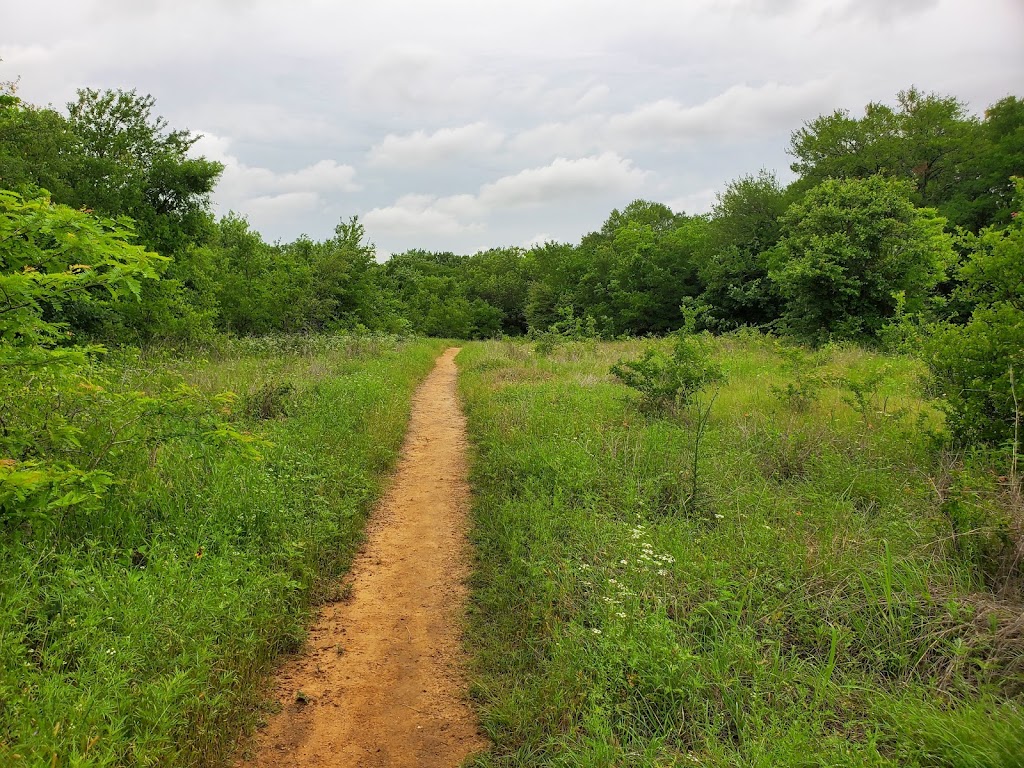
[237, 347, 486, 767]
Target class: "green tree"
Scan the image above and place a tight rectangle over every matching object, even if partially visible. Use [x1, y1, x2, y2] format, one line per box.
[942, 96, 1024, 231]
[768, 176, 953, 343]
[0, 96, 80, 202]
[924, 178, 1024, 445]
[698, 170, 791, 330]
[573, 201, 705, 336]
[789, 88, 976, 213]
[464, 247, 530, 334]
[0, 190, 163, 361]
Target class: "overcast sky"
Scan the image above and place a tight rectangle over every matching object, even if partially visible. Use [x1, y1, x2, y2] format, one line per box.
[3, 0, 1023, 257]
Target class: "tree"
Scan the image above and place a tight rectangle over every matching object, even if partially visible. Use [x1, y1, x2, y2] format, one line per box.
[570, 201, 704, 336]
[789, 88, 976, 213]
[0, 96, 80, 203]
[942, 96, 1024, 232]
[698, 170, 791, 330]
[768, 176, 953, 343]
[0, 190, 163, 360]
[924, 178, 1024, 445]
[464, 247, 530, 335]
[65, 88, 222, 255]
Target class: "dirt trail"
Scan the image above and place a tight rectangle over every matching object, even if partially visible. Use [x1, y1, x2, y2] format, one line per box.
[238, 347, 485, 768]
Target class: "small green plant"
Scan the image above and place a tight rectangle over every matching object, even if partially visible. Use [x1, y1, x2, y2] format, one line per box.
[771, 345, 825, 412]
[532, 306, 599, 356]
[610, 332, 723, 414]
[244, 381, 296, 420]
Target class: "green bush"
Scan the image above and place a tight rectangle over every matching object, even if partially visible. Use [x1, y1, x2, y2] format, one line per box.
[924, 179, 1024, 447]
[610, 332, 723, 413]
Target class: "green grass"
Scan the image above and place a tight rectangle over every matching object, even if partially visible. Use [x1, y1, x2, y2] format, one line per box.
[458, 334, 1024, 767]
[0, 334, 445, 765]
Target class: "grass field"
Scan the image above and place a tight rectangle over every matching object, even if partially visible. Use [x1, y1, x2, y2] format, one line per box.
[0, 335, 445, 766]
[458, 334, 1024, 767]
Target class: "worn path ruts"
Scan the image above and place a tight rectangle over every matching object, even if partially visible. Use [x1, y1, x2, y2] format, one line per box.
[238, 347, 485, 767]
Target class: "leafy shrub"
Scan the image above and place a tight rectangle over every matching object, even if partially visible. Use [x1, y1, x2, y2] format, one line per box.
[244, 381, 297, 420]
[768, 175, 953, 344]
[924, 179, 1024, 447]
[532, 306, 599, 356]
[610, 332, 723, 414]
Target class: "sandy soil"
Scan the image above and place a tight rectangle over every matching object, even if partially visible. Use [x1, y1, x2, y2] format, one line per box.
[237, 347, 485, 768]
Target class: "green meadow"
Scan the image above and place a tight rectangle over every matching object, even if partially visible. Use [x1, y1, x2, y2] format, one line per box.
[1, 336, 444, 765]
[458, 335, 1024, 767]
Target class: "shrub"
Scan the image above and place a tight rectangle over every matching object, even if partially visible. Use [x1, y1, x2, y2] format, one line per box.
[610, 332, 723, 414]
[924, 179, 1024, 447]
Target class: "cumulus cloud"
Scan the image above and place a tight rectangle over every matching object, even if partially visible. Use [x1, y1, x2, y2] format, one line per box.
[364, 153, 648, 241]
[608, 79, 834, 144]
[666, 187, 719, 216]
[363, 194, 483, 237]
[834, 0, 939, 22]
[367, 122, 505, 167]
[191, 133, 358, 224]
[508, 79, 834, 160]
[479, 153, 647, 207]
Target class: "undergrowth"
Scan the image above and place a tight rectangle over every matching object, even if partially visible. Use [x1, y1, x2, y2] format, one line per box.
[0, 334, 444, 766]
[458, 334, 1024, 767]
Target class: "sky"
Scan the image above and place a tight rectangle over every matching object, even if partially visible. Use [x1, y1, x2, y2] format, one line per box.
[3, 0, 1023, 258]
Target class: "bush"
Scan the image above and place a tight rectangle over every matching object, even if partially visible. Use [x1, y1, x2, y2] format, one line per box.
[924, 179, 1024, 447]
[610, 332, 723, 413]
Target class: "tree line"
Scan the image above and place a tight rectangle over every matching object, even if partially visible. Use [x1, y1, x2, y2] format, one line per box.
[1, 82, 1022, 445]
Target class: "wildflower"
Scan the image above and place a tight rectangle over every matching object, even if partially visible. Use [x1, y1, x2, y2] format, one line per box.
[714, 514, 724, 519]
[591, 628, 602, 635]
[620, 559, 628, 565]
[616, 612, 626, 618]
[657, 569, 668, 576]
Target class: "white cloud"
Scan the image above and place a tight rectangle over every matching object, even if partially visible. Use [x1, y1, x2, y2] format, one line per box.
[362, 194, 483, 237]
[608, 79, 835, 144]
[479, 153, 647, 207]
[275, 160, 359, 193]
[522, 232, 555, 248]
[666, 187, 718, 216]
[363, 153, 648, 242]
[367, 122, 505, 167]
[190, 133, 358, 228]
[509, 116, 606, 158]
[244, 191, 321, 221]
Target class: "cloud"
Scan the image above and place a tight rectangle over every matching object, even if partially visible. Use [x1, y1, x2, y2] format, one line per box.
[608, 79, 834, 144]
[509, 116, 606, 158]
[364, 153, 648, 240]
[189, 101, 337, 143]
[367, 122, 505, 167]
[191, 133, 359, 219]
[244, 191, 321, 222]
[522, 232, 555, 248]
[508, 79, 834, 160]
[666, 187, 718, 216]
[479, 153, 647, 207]
[834, 0, 939, 23]
[362, 194, 482, 237]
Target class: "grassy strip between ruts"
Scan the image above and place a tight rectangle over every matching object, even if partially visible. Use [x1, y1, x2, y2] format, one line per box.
[458, 335, 1024, 768]
[1, 335, 445, 766]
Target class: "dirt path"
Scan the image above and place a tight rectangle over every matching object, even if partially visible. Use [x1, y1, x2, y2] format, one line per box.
[238, 347, 485, 768]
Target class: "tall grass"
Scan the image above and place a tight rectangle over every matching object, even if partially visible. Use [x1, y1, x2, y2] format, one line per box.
[458, 334, 1024, 767]
[0, 335, 445, 765]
